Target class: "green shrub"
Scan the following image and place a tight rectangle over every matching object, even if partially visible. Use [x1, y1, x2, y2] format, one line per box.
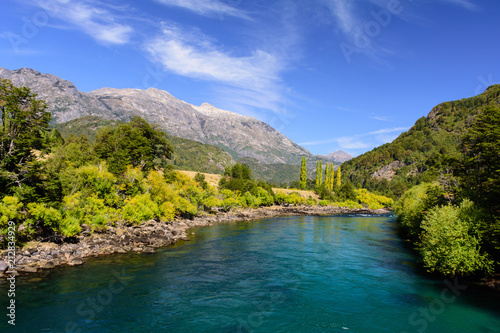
[318, 200, 330, 206]
[0, 196, 23, 226]
[121, 193, 158, 225]
[241, 192, 261, 208]
[59, 216, 81, 237]
[393, 182, 445, 239]
[27, 202, 62, 231]
[418, 200, 493, 277]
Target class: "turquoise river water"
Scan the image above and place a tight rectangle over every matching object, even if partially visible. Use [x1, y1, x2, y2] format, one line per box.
[1, 213, 499, 332]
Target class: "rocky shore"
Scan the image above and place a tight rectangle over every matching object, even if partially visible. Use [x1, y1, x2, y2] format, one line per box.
[0, 205, 389, 278]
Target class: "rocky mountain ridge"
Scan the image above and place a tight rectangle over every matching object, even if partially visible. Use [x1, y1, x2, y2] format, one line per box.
[0, 67, 311, 164]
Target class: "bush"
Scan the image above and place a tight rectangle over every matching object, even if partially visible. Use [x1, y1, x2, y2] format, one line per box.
[27, 202, 62, 231]
[418, 200, 493, 277]
[121, 193, 158, 225]
[0, 196, 23, 226]
[241, 192, 261, 208]
[393, 182, 445, 239]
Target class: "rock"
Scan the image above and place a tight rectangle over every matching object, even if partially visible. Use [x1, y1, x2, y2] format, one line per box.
[0, 260, 9, 273]
[132, 247, 142, 252]
[142, 247, 156, 254]
[68, 257, 84, 266]
[39, 261, 55, 269]
[180, 236, 191, 241]
[5, 271, 19, 276]
[20, 266, 37, 273]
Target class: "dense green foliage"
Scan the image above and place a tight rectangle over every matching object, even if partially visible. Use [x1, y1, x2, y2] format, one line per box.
[343, 85, 500, 199]
[1, 79, 51, 194]
[394, 105, 500, 277]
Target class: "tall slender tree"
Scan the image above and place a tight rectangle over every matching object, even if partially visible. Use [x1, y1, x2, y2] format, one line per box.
[315, 161, 323, 188]
[300, 156, 307, 190]
[329, 164, 335, 190]
[336, 166, 342, 188]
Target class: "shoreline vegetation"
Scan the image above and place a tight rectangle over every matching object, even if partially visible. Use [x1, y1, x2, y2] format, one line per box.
[0, 205, 389, 278]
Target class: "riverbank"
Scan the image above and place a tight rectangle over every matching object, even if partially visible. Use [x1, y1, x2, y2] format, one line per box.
[0, 205, 389, 278]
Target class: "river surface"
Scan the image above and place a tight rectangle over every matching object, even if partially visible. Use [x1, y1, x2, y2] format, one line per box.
[1, 214, 499, 332]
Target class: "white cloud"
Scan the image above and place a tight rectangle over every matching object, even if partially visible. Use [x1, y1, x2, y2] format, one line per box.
[153, 0, 250, 19]
[145, 25, 287, 114]
[29, 0, 133, 44]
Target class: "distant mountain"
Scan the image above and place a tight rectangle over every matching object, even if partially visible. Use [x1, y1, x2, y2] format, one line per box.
[323, 150, 353, 163]
[342, 85, 500, 197]
[0, 67, 311, 164]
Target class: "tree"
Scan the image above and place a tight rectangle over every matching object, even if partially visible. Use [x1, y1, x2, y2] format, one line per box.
[460, 106, 500, 210]
[336, 166, 342, 188]
[300, 157, 307, 190]
[94, 116, 173, 174]
[0, 79, 51, 194]
[315, 161, 322, 188]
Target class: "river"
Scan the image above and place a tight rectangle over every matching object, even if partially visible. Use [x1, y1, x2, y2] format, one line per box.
[1, 213, 499, 332]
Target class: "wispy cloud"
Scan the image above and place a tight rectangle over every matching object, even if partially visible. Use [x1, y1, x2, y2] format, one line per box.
[145, 24, 287, 115]
[153, 0, 250, 19]
[441, 0, 479, 11]
[28, 0, 133, 44]
[300, 126, 409, 149]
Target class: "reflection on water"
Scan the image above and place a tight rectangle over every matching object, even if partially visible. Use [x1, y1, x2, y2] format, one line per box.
[1, 214, 499, 333]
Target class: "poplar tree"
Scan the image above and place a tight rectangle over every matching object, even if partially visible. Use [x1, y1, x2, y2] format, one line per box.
[300, 156, 307, 190]
[329, 164, 335, 190]
[324, 163, 329, 188]
[336, 166, 342, 188]
[315, 161, 323, 188]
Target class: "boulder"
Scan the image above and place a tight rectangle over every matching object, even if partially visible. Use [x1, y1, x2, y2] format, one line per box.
[0, 260, 9, 273]
[68, 257, 84, 266]
[142, 247, 156, 254]
[39, 261, 55, 269]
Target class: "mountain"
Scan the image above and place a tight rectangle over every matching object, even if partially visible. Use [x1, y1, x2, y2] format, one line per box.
[0, 67, 311, 164]
[323, 150, 353, 163]
[342, 85, 500, 198]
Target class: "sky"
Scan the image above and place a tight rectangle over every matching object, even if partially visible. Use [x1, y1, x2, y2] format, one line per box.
[1, 0, 499, 157]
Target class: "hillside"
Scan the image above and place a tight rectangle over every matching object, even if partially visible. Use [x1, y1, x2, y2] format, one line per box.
[342, 85, 500, 197]
[0, 67, 311, 164]
[53, 116, 234, 174]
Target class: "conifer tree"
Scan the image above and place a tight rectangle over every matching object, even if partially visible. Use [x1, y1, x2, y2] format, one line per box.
[300, 156, 307, 190]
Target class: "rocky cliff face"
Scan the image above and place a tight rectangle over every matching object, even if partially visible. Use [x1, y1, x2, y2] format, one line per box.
[0, 67, 311, 164]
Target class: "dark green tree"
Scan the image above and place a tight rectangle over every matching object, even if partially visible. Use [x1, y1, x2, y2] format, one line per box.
[93, 116, 173, 174]
[460, 106, 500, 209]
[0, 79, 51, 194]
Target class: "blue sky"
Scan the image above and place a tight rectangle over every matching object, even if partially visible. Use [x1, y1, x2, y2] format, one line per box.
[1, 0, 499, 157]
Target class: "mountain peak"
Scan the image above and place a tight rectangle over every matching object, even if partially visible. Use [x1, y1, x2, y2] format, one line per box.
[323, 150, 353, 163]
